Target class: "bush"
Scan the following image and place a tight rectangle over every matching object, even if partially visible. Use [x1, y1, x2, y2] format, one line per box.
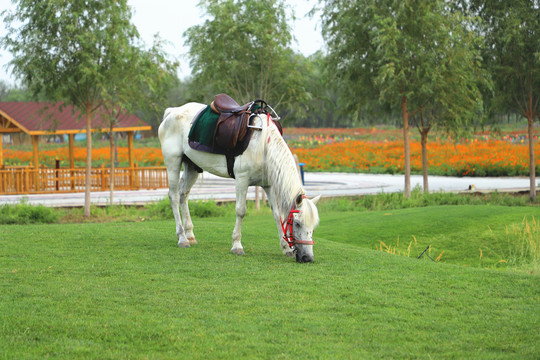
[145, 198, 230, 219]
[317, 188, 539, 213]
[0, 202, 58, 225]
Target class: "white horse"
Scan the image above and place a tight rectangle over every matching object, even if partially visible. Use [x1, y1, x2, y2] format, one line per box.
[158, 102, 320, 262]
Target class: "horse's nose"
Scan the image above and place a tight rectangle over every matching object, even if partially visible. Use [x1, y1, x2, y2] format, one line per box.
[296, 253, 313, 263]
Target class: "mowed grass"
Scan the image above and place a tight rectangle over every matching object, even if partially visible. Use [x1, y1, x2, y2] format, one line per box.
[1, 206, 539, 359]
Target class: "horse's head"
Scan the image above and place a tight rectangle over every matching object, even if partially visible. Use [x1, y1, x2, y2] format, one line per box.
[285, 194, 320, 263]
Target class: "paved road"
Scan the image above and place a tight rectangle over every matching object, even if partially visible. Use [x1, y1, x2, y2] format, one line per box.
[0, 172, 534, 207]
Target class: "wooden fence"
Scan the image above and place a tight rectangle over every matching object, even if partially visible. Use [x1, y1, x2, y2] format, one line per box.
[0, 165, 168, 195]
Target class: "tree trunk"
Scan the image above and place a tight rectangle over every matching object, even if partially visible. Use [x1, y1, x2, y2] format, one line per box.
[110, 127, 115, 205]
[421, 129, 429, 193]
[84, 103, 92, 217]
[527, 114, 536, 202]
[401, 96, 411, 198]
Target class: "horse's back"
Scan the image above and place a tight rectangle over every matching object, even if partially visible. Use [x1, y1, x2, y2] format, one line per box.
[159, 103, 203, 137]
[159, 103, 205, 160]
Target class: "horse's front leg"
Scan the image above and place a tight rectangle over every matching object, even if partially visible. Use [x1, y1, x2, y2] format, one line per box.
[231, 177, 249, 255]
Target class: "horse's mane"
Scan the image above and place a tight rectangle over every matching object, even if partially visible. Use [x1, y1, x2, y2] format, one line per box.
[264, 122, 319, 229]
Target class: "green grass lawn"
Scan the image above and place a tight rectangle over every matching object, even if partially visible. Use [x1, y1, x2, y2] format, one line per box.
[1, 205, 539, 359]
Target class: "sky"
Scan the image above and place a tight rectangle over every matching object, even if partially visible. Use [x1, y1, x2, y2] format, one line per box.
[0, 0, 323, 85]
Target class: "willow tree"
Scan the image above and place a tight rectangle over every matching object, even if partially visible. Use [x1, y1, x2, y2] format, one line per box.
[184, 0, 308, 108]
[410, 9, 486, 192]
[102, 39, 178, 204]
[320, 0, 485, 197]
[2, 0, 177, 215]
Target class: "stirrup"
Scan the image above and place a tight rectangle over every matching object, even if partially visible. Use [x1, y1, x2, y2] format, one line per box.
[265, 103, 280, 122]
[247, 113, 263, 130]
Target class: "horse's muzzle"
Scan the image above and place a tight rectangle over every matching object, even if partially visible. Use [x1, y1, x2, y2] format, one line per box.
[296, 253, 313, 263]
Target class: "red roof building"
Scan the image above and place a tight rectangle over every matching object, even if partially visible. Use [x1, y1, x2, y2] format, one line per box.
[0, 101, 150, 135]
[0, 102, 151, 167]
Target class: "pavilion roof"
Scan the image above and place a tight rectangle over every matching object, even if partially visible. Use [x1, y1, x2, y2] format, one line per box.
[0, 101, 151, 135]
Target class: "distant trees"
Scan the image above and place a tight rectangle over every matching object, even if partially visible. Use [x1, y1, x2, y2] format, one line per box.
[0, 81, 45, 102]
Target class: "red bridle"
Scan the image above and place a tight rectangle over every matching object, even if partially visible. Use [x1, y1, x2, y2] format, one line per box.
[280, 201, 315, 249]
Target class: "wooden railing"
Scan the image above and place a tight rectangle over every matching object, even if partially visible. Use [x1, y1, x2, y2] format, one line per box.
[0, 165, 168, 195]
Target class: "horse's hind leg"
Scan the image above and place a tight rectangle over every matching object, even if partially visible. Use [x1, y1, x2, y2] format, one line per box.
[165, 158, 191, 247]
[231, 177, 249, 255]
[179, 164, 199, 244]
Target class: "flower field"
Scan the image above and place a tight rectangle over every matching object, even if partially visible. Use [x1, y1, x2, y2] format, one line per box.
[291, 139, 539, 176]
[2, 127, 539, 176]
[3, 146, 164, 168]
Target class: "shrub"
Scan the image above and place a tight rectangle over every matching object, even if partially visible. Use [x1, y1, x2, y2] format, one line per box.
[317, 189, 539, 213]
[145, 198, 230, 219]
[0, 202, 58, 225]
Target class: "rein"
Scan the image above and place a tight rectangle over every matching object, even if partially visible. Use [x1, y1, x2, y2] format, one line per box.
[280, 196, 315, 249]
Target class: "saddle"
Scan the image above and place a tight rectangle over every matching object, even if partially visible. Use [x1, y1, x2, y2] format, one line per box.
[211, 93, 256, 150]
[187, 93, 281, 178]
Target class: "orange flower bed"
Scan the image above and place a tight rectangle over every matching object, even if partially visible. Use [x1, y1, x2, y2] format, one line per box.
[3, 132, 539, 177]
[3, 147, 164, 167]
[291, 139, 539, 176]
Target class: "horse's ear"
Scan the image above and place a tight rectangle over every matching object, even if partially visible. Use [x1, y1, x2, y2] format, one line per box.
[311, 195, 321, 205]
[295, 194, 304, 206]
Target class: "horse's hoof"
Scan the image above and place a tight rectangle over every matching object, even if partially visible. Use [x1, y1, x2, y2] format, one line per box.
[188, 237, 198, 245]
[231, 248, 245, 255]
[178, 241, 191, 248]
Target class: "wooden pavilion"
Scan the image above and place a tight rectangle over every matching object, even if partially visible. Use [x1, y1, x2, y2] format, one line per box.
[0, 102, 167, 194]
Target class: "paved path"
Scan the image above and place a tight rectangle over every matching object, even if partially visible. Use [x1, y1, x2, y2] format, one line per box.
[0, 172, 534, 207]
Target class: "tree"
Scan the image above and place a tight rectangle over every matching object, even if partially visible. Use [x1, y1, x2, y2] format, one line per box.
[101, 39, 178, 204]
[410, 8, 487, 192]
[465, 0, 540, 200]
[2, 0, 176, 215]
[320, 0, 485, 197]
[184, 0, 309, 109]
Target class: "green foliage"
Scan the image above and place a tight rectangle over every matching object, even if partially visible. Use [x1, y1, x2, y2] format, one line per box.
[320, 0, 488, 123]
[2, 0, 137, 108]
[145, 198, 231, 219]
[316, 188, 539, 213]
[184, 0, 309, 111]
[464, 0, 540, 199]
[0, 202, 58, 224]
[465, 0, 540, 119]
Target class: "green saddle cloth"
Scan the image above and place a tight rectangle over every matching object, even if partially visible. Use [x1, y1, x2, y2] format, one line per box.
[188, 105, 220, 147]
